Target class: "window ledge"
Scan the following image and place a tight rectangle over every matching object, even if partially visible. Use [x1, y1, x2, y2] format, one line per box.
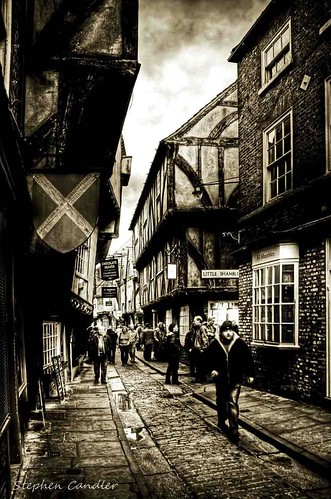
[258, 60, 293, 96]
[251, 342, 299, 350]
[319, 19, 331, 36]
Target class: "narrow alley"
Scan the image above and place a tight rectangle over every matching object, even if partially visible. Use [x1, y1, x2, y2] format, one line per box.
[13, 357, 331, 499]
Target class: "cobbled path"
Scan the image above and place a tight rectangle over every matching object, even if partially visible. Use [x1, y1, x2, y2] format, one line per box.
[116, 363, 309, 499]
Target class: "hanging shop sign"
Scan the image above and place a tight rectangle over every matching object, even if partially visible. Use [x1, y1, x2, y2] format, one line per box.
[167, 263, 177, 280]
[27, 172, 100, 253]
[202, 269, 239, 279]
[101, 258, 119, 280]
[102, 286, 117, 298]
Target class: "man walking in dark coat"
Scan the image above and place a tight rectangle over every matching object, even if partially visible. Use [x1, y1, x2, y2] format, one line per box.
[106, 327, 118, 364]
[89, 327, 111, 383]
[205, 320, 254, 442]
[164, 323, 181, 385]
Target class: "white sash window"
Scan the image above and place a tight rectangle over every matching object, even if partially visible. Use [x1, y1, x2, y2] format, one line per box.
[252, 244, 299, 348]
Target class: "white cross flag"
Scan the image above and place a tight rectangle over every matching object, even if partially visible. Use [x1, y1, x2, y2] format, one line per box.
[27, 173, 100, 253]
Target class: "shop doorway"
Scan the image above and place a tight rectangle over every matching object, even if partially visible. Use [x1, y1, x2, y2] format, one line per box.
[208, 301, 239, 327]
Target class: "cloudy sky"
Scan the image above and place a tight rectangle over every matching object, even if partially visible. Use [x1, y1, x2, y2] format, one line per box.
[110, 0, 270, 253]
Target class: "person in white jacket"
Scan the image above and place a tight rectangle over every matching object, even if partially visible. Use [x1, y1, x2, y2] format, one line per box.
[129, 325, 138, 362]
[118, 326, 131, 365]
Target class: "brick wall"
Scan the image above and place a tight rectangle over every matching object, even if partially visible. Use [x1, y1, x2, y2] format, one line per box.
[238, 0, 331, 221]
[239, 239, 327, 402]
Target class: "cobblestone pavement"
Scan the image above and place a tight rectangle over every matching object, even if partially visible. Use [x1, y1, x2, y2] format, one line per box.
[114, 360, 331, 499]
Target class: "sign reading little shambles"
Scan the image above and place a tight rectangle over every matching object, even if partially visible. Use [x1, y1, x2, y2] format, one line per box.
[202, 269, 239, 279]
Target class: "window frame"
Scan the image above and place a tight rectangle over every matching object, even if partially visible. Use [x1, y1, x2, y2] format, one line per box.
[0, 0, 12, 94]
[325, 76, 331, 172]
[259, 18, 292, 95]
[42, 321, 61, 369]
[252, 246, 299, 349]
[263, 109, 293, 203]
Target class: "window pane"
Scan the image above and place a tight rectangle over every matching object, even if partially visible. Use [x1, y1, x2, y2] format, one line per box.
[282, 324, 294, 343]
[267, 286, 272, 303]
[261, 324, 266, 341]
[279, 162, 285, 177]
[267, 267, 273, 284]
[261, 268, 265, 285]
[282, 284, 294, 302]
[279, 175, 285, 193]
[267, 324, 273, 341]
[282, 27, 290, 47]
[286, 172, 292, 190]
[270, 181, 277, 198]
[284, 135, 291, 153]
[283, 265, 294, 282]
[274, 265, 280, 283]
[284, 116, 290, 135]
[261, 287, 266, 303]
[261, 306, 265, 321]
[270, 165, 277, 180]
[276, 140, 283, 159]
[275, 124, 282, 142]
[284, 51, 291, 65]
[267, 305, 272, 322]
[268, 147, 275, 164]
[253, 306, 258, 321]
[266, 46, 274, 65]
[274, 305, 280, 322]
[282, 304, 294, 322]
[274, 284, 280, 303]
[274, 324, 280, 343]
[276, 57, 285, 72]
[274, 37, 282, 57]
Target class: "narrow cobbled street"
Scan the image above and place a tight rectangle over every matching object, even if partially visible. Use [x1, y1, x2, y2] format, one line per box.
[16, 356, 331, 499]
[114, 361, 329, 499]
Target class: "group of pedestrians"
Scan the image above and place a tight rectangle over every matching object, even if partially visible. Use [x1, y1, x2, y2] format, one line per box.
[88, 316, 255, 443]
[137, 321, 181, 385]
[87, 323, 140, 381]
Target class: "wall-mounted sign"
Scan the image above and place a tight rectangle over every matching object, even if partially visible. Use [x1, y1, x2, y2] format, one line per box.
[27, 172, 100, 253]
[252, 243, 299, 266]
[167, 263, 177, 280]
[101, 258, 119, 280]
[202, 269, 239, 279]
[102, 287, 117, 298]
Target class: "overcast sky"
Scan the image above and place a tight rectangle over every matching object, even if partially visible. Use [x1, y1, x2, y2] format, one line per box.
[110, 0, 270, 254]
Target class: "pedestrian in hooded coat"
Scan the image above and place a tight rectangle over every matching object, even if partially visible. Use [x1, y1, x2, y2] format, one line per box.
[204, 320, 255, 442]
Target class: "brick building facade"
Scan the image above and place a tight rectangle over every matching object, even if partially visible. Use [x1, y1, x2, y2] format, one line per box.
[229, 0, 331, 404]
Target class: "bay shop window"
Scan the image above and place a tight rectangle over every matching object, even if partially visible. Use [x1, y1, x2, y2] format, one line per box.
[252, 243, 299, 347]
